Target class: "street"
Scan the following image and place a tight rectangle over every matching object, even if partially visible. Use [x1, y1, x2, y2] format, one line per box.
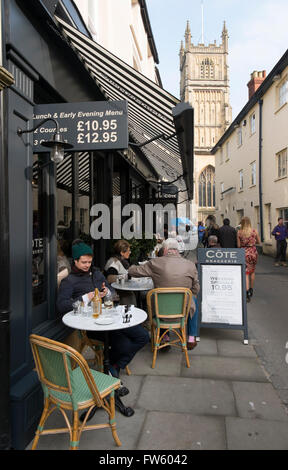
[248, 254, 288, 406]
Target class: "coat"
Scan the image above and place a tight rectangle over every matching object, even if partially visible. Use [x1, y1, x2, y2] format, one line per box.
[219, 225, 237, 248]
[57, 267, 113, 314]
[128, 253, 200, 316]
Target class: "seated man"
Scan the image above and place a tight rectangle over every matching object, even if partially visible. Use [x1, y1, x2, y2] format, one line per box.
[57, 240, 149, 415]
[128, 238, 200, 349]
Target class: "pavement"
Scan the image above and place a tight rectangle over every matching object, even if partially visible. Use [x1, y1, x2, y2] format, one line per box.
[26, 253, 288, 451]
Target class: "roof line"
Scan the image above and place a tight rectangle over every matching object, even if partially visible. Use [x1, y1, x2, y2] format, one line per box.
[211, 48, 288, 153]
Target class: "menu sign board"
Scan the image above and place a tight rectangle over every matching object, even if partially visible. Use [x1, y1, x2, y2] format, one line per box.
[197, 248, 248, 343]
[33, 100, 128, 152]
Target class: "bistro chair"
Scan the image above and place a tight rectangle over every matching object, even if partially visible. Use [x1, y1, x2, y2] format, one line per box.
[79, 331, 132, 375]
[146, 287, 192, 369]
[30, 334, 121, 450]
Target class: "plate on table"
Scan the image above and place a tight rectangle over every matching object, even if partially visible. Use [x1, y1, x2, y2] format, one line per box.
[94, 316, 114, 325]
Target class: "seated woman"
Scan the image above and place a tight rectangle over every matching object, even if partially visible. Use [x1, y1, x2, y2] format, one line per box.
[104, 240, 136, 305]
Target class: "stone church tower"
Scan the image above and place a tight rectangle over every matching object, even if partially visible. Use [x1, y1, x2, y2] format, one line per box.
[180, 21, 232, 223]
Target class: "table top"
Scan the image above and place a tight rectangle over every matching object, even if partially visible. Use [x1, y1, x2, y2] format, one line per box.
[62, 306, 147, 332]
[111, 277, 154, 292]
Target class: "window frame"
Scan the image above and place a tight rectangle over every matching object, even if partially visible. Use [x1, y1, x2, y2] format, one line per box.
[239, 169, 244, 191]
[276, 148, 287, 179]
[250, 113, 256, 135]
[250, 161, 256, 186]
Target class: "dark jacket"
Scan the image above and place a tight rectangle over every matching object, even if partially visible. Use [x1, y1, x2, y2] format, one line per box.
[57, 267, 113, 314]
[219, 225, 237, 248]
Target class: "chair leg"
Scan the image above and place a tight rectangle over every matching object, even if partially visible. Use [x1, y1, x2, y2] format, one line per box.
[31, 397, 50, 450]
[125, 365, 131, 375]
[70, 411, 79, 450]
[109, 392, 121, 447]
[182, 328, 190, 368]
[151, 328, 159, 369]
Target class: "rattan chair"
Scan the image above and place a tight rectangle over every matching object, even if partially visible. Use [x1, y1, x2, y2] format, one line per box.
[30, 334, 121, 450]
[79, 330, 131, 375]
[146, 287, 192, 369]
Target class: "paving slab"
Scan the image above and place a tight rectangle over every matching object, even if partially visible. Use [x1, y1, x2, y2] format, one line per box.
[137, 375, 236, 417]
[137, 411, 226, 450]
[226, 417, 288, 450]
[128, 343, 183, 376]
[217, 340, 257, 358]
[232, 381, 288, 421]
[26, 406, 147, 451]
[189, 337, 218, 356]
[182, 356, 268, 382]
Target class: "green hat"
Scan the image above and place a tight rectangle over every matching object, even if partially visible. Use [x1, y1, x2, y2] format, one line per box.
[72, 242, 93, 260]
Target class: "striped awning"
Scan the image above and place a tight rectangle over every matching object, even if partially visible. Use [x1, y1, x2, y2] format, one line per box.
[55, 16, 185, 187]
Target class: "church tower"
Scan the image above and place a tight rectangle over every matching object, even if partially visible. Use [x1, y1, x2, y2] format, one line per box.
[180, 21, 232, 222]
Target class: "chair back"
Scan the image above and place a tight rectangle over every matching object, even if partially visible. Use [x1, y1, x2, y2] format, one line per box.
[30, 334, 102, 409]
[147, 287, 192, 322]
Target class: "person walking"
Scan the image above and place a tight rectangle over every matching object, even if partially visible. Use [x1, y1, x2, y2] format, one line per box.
[219, 218, 237, 248]
[197, 221, 206, 247]
[203, 215, 220, 248]
[271, 217, 288, 266]
[237, 217, 260, 302]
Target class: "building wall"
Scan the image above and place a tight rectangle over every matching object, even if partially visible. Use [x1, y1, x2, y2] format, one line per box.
[74, 0, 158, 82]
[214, 64, 288, 256]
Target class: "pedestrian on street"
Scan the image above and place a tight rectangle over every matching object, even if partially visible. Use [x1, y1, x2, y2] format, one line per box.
[219, 218, 237, 248]
[197, 221, 206, 247]
[271, 217, 288, 266]
[237, 217, 260, 302]
[203, 215, 220, 248]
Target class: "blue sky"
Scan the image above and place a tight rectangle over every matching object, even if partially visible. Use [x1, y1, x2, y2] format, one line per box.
[146, 0, 288, 119]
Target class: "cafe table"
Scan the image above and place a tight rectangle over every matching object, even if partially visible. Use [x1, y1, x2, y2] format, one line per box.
[62, 306, 147, 374]
[62, 306, 147, 419]
[111, 277, 154, 309]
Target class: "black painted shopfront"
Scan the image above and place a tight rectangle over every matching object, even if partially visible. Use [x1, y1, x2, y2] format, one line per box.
[1, 0, 186, 449]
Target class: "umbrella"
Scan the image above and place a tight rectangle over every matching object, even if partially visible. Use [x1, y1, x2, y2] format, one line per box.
[170, 217, 193, 226]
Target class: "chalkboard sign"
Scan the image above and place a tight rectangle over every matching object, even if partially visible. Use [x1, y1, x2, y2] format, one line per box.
[197, 248, 248, 344]
[33, 100, 128, 152]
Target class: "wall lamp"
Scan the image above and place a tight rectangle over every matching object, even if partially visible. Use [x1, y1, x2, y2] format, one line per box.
[17, 118, 73, 163]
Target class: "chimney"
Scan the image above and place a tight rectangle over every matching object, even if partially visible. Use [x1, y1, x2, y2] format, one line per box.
[247, 70, 266, 100]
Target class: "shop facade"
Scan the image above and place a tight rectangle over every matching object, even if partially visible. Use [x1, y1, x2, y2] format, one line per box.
[1, 0, 190, 449]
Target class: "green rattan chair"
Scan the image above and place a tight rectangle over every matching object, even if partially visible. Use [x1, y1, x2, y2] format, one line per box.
[30, 334, 121, 450]
[146, 287, 192, 369]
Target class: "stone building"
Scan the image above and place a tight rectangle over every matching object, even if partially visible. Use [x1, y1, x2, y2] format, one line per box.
[179, 21, 232, 223]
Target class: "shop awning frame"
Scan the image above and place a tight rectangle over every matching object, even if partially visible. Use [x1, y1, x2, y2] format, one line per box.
[55, 16, 187, 188]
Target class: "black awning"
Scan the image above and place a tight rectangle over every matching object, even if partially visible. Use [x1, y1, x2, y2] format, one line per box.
[55, 16, 186, 189]
[172, 102, 194, 200]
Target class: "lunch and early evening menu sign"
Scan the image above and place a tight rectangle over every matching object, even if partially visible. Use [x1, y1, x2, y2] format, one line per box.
[33, 100, 129, 153]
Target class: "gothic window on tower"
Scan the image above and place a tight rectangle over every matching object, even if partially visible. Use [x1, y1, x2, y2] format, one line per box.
[198, 165, 215, 208]
[200, 58, 215, 79]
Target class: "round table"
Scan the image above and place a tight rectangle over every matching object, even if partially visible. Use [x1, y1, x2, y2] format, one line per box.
[62, 306, 147, 373]
[63, 307, 147, 419]
[111, 277, 154, 292]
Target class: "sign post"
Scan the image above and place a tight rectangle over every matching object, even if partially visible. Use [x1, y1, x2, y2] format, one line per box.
[197, 248, 248, 344]
[33, 100, 128, 153]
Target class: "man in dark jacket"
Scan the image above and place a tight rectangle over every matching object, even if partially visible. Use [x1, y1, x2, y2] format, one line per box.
[57, 241, 149, 417]
[219, 218, 237, 248]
